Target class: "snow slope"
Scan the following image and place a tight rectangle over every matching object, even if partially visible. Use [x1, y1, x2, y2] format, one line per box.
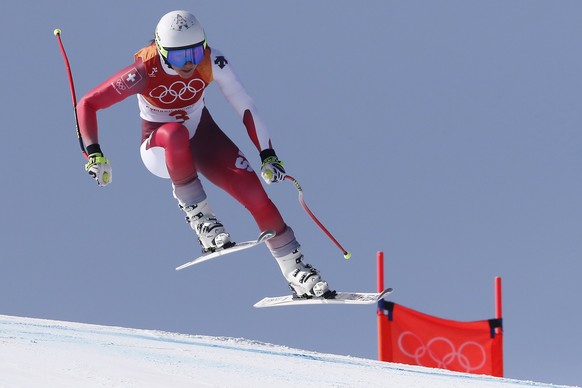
[0, 315, 576, 388]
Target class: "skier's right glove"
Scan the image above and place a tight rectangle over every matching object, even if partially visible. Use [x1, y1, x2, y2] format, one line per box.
[84, 144, 112, 187]
[260, 148, 286, 184]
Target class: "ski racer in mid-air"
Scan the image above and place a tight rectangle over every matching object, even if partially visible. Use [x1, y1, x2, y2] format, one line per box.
[76, 10, 335, 299]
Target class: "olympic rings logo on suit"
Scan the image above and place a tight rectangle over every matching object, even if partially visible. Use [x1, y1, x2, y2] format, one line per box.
[115, 79, 127, 91]
[149, 79, 206, 104]
[397, 331, 487, 372]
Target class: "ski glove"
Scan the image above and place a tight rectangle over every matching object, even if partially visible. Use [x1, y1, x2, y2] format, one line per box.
[260, 148, 286, 184]
[85, 144, 112, 187]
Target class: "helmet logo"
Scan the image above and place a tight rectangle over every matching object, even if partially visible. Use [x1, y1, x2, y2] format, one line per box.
[171, 14, 195, 31]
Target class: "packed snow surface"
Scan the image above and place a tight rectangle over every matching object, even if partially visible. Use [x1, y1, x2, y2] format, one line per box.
[0, 315, 576, 388]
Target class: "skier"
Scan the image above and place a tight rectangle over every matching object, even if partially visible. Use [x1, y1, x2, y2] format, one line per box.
[76, 10, 335, 299]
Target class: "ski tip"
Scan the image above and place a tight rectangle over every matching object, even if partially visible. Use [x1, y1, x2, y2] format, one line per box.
[175, 263, 189, 271]
[380, 287, 394, 298]
[258, 229, 276, 242]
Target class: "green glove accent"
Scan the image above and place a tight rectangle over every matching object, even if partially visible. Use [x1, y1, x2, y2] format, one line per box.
[85, 152, 112, 186]
[260, 151, 286, 184]
[85, 153, 109, 171]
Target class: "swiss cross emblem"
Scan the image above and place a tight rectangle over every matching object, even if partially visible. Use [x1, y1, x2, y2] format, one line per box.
[121, 68, 142, 88]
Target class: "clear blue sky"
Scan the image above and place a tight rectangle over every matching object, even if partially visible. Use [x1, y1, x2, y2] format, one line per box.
[1, 1, 580, 386]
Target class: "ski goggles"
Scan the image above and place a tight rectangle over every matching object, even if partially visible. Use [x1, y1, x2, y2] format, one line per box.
[161, 41, 207, 68]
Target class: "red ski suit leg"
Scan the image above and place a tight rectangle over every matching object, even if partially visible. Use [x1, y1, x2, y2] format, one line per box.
[145, 108, 286, 235]
[147, 122, 197, 185]
[190, 109, 286, 235]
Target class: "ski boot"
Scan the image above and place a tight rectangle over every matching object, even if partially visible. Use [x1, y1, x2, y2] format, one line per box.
[275, 248, 336, 299]
[180, 200, 234, 253]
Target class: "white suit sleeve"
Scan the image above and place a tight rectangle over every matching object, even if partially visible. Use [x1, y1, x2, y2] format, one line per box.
[210, 48, 272, 151]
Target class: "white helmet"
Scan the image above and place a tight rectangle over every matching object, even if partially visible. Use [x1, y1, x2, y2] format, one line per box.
[155, 10, 206, 52]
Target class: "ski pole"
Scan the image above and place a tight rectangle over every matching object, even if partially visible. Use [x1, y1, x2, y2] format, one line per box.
[284, 175, 351, 259]
[53, 28, 88, 160]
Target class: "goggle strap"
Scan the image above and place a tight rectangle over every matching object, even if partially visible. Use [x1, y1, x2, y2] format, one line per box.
[162, 39, 207, 52]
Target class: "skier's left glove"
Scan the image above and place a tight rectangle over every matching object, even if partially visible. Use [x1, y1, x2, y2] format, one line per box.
[85, 144, 112, 187]
[260, 148, 286, 184]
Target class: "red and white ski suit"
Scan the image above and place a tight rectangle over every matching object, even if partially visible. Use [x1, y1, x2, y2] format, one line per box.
[77, 44, 292, 244]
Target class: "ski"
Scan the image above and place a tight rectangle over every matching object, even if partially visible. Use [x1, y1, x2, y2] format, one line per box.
[176, 229, 276, 271]
[253, 287, 393, 308]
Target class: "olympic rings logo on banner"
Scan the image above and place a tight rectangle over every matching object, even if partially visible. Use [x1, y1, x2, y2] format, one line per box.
[149, 79, 206, 104]
[397, 331, 487, 372]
